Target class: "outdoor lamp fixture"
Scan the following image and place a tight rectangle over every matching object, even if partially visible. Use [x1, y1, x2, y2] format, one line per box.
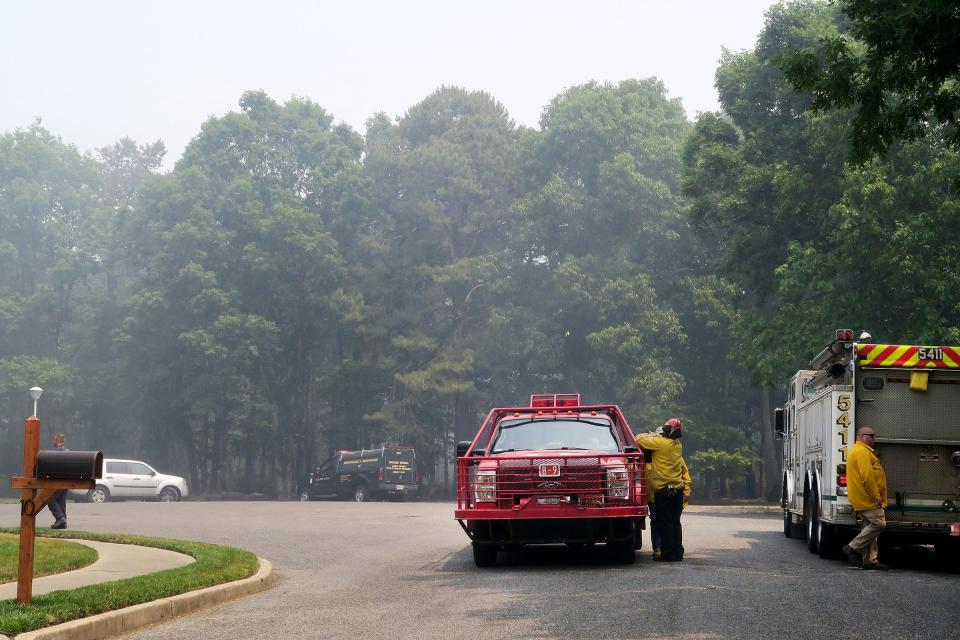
[29, 386, 43, 416]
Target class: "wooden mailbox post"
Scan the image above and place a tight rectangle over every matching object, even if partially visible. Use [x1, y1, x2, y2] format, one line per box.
[9, 415, 99, 604]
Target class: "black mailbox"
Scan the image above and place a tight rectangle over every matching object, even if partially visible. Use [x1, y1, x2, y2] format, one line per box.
[35, 450, 103, 480]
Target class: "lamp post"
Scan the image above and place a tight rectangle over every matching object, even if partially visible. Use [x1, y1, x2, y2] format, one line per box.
[29, 386, 42, 417]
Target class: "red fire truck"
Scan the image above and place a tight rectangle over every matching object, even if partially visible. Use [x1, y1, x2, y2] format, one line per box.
[455, 393, 648, 567]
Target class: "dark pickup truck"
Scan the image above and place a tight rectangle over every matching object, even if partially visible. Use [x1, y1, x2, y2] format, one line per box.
[297, 446, 419, 502]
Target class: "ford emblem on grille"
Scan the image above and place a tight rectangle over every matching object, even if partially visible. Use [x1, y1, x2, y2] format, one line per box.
[537, 481, 563, 490]
[539, 463, 560, 477]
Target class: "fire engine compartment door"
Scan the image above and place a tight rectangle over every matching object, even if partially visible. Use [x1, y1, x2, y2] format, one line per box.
[856, 368, 960, 518]
[857, 369, 960, 441]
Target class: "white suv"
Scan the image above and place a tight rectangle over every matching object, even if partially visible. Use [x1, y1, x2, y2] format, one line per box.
[70, 458, 189, 503]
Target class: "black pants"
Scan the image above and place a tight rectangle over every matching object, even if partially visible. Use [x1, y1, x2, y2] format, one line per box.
[654, 487, 684, 560]
[48, 490, 67, 521]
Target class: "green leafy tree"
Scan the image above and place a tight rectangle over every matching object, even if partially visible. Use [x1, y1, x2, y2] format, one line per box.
[0, 124, 104, 478]
[121, 92, 363, 495]
[779, 0, 960, 163]
[514, 79, 691, 426]
[362, 87, 524, 490]
[690, 447, 760, 499]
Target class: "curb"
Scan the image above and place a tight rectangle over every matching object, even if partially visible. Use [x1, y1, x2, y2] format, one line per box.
[5, 557, 276, 640]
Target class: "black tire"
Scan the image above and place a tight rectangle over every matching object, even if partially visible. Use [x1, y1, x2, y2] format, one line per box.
[609, 536, 637, 564]
[634, 525, 643, 550]
[817, 520, 839, 558]
[935, 540, 960, 567]
[805, 491, 819, 554]
[159, 486, 181, 503]
[353, 484, 368, 502]
[783, 483, 794, 538]
[298, 489, 311, 502]
[473, 542, 497, 567]
[89, 485, 110, 503]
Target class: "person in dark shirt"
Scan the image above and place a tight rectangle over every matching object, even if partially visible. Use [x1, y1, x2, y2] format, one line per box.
[48, 432, 68, 529]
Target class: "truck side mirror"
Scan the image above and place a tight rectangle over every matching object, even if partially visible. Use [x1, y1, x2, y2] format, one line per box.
[623, 446, 638, 454]
[456, 441, 472, 458]
[35, 450, 103, 480]
[774, 408, 785, 438]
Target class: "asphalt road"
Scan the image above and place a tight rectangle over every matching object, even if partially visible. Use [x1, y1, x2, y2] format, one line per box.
[2, 501, 958, 639]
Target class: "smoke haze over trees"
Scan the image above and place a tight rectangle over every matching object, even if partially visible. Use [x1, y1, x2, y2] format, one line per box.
[2, 1, 957, 500]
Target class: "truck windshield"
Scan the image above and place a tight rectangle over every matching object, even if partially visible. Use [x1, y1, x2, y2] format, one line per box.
[490, 418, 620, 453]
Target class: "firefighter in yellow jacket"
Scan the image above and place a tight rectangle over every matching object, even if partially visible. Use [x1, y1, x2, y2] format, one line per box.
[645, 429, 692, 558]
[636, 418, 690, 562]
[842, 426, 889, 570]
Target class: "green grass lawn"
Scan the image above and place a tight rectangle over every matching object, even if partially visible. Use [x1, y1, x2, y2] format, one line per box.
[0, 529, 259, 636]
[0, 533, 98, 583]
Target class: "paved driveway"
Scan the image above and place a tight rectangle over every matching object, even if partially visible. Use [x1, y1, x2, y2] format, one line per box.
[2, 502, 958, 639]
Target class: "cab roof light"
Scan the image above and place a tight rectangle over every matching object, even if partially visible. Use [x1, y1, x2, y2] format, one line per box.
[836, 329, 853, 342]
[529, 393, 581, 408]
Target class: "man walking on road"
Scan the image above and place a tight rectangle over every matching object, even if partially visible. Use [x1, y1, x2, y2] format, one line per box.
[48, 432, 68, 529]
[636, 418, 690, 562]
[842, 426, 889, 570]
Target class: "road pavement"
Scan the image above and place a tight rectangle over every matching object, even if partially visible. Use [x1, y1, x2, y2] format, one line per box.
[1, 501, 958, 639]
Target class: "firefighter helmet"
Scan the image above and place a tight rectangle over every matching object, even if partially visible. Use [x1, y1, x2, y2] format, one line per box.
[663, 418, 682, 439]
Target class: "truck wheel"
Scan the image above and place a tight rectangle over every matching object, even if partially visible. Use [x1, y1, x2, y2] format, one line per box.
[783, 508, 793, 538]
[805, 492, 819, 554]
[353, 485, 368, 502]
[609, 537, 636, 564]
[472, 542, 497, 567]
[634, 526, 643, 550]
[817, 521, 838, 559]
[298, 489, 311, 502]
[935, 540, 960, 567]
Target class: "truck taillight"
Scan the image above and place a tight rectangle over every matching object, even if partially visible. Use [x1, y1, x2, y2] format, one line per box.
[605, 466, 629, 500]
[475, 470, 496, 502]
[378, 469, 384, 481]
[836, 463, 847, 495]
[415, 471, 420, 483]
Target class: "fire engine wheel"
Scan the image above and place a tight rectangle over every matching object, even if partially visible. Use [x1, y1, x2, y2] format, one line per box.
[353, 485, 369, 502]
[783, 508, 793, 538]
[805, 491, 820, 554]
[634, 526, 643, 550]
[817, 520, 838, 559]
[472, 542, 497, 567]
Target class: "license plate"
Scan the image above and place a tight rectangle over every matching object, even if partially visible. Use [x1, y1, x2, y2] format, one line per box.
[396, 485, 404, 490]
[538, 496, 561, 505]
[539, 464, 560, 477]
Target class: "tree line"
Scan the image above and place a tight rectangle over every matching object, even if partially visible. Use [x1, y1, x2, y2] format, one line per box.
[2, 0, 957, 499]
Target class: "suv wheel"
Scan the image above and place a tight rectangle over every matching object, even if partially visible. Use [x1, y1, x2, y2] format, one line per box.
[298, 489, 311, 502]
[89, 485, 110, 503]
[353, 485, 368, 502]
[159, 486, 181, 502]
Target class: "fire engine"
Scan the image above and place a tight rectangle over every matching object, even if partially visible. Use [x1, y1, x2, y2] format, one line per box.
[776, 330, 960, 561]
[455, 393, 647, 567]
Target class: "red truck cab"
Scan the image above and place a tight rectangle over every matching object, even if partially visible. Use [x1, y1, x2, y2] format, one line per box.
[455, 393, 647, 566]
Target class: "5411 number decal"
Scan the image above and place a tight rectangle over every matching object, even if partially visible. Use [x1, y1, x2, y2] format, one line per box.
[836, 394, 851, 461]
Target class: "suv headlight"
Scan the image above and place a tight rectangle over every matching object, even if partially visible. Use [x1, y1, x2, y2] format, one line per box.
[475, 470, 496, 503]
[605, 466, 629, 500]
